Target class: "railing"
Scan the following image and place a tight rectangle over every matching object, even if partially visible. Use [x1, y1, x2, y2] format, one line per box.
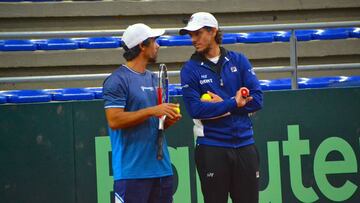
[1, 21, 360, 89]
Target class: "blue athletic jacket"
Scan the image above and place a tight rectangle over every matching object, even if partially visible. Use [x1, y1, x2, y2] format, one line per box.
[180, 48, 263, 147]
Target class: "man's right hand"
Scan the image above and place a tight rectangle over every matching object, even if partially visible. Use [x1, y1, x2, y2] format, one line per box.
[152, 103, 180, 119]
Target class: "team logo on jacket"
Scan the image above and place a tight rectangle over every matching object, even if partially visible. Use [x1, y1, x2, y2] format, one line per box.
[248, 68, 256, 75]
[199, 78, 213, 85]
[140, 86, 154, 92]
[230, 66, 238, 72]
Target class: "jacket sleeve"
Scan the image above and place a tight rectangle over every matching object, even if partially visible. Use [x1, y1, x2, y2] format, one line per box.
[231, 54, 263, 115]
[180, 64, 237, 119]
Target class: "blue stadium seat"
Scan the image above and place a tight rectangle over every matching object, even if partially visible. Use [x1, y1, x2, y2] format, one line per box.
[312, 28, 351, 40]
[85, 87, 103, 99]
[349, 28, 360, 38]
[173, 84, 183, 96]
[113, 37, 123, 46]
[0, 90, 51, 103]
[329, 76, 360, 87]
[0, 40, 37, 51]
[266, 78, 291, 90]
[169, 85, 177, 96]
[75, 37, 120, 49]
[222, 34, 237, 44]
[158, 35, 192, 46]
[259, 80, 272, 90]
[236, 32, 276, 43]
[168, 84, 183, 96]
[43, 88, 95, 101]
[35, 38, 79, 50]
[299, 76, 343, 89]
[265, 78, 309, 90]
[275, 30, 316, 42]
[0, 94, 7, 104]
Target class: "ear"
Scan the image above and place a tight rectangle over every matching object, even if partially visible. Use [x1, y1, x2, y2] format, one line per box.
[139, 43, 146, 51]
[211, 28, 217, 37]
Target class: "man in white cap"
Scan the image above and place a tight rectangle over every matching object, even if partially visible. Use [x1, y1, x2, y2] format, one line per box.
[103, 23, 181, 203]
[180, 12, 263, 203]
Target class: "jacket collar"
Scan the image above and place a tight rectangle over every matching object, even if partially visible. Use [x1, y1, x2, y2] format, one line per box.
[190, 47, 230, 74]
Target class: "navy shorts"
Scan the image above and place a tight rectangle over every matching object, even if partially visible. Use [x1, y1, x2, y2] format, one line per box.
[114, 176, 173, 203]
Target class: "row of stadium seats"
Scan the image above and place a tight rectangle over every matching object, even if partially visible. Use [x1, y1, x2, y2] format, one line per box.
[1, 76, 359, 104]
[1, 27, 359, 51]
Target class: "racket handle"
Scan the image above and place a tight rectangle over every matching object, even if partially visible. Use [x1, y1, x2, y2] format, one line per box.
[156, 132, 164, 160]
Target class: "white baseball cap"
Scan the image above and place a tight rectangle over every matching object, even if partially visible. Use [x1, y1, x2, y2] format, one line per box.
[122, 23, 165, 49]
[179, 12, 218, 35]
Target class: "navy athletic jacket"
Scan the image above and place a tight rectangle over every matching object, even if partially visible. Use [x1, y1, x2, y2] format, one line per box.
[180, 47, 263, 147]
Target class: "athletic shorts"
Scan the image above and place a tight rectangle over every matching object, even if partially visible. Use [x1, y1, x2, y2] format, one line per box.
[114, 176, 173, 203]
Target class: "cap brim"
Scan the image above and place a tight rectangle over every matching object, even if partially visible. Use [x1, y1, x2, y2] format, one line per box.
[179, 25, 204, 35]
[150, 29, 165, 38]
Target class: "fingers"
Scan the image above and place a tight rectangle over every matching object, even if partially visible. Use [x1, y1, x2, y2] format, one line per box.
[245, 96, 253, 103]
[161, 103, 181, 119]
[205, 91, 223, 102]
[206, 91, 216, 97]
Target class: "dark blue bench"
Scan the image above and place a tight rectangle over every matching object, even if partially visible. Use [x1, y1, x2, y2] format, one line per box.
[259, 76, 360, 91]
[312, 28, 352, 40]
[0, 76, 359, 104]
[0, 40, 37, 51]
[350, 28, 360, 38]
[0, 94, 7, 104]
[169, 84, 183, 96]
[85, 87, 103, 99]
[0, 90, 52, 103]
[75, 37, 121, 49]
[43, 88, 95, 101]
[275, 30, 317, 42]
[236, 32, 277, 43]
[34, 38, 79, 50]
[158, 35, 192, 46]
[1, 27, 358, 51]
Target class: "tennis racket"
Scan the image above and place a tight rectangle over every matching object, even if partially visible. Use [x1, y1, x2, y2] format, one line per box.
[156, 63, 169, 160]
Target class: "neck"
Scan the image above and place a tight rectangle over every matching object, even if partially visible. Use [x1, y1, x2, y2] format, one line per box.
[204, 44, 220, 59]
[126, 56, 148, 73]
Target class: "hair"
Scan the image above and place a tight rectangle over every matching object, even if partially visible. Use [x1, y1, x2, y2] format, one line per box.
[203, 26, 222, 45]
[122, 38, 151, 61]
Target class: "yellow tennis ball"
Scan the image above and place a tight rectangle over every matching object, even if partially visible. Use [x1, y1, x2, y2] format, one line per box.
[201, 93, 212, 101]
[174, 107, 181, 114]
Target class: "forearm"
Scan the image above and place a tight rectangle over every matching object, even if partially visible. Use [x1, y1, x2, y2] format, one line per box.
[106, 107, 154, 129]
[185, 97, 237, 119]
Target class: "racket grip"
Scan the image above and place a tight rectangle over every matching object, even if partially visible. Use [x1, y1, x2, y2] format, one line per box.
[156, 132, 164, 160]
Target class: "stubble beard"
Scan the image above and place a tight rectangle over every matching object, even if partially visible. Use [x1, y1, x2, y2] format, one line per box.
[196, 45, 211, 56]
[148, 56, 157, 63]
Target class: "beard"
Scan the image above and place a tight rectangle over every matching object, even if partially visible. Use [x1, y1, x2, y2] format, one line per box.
[148, 55, 157, 63]
[196, 45, 211, 56]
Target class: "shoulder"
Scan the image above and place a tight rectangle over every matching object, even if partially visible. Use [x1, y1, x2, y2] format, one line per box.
[226, 50, 248, 61]
[181, 59, 199, 74]
[145, 69, 156, 78]
[180, 60, 197, 79]
[103, 66, 127, 89]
